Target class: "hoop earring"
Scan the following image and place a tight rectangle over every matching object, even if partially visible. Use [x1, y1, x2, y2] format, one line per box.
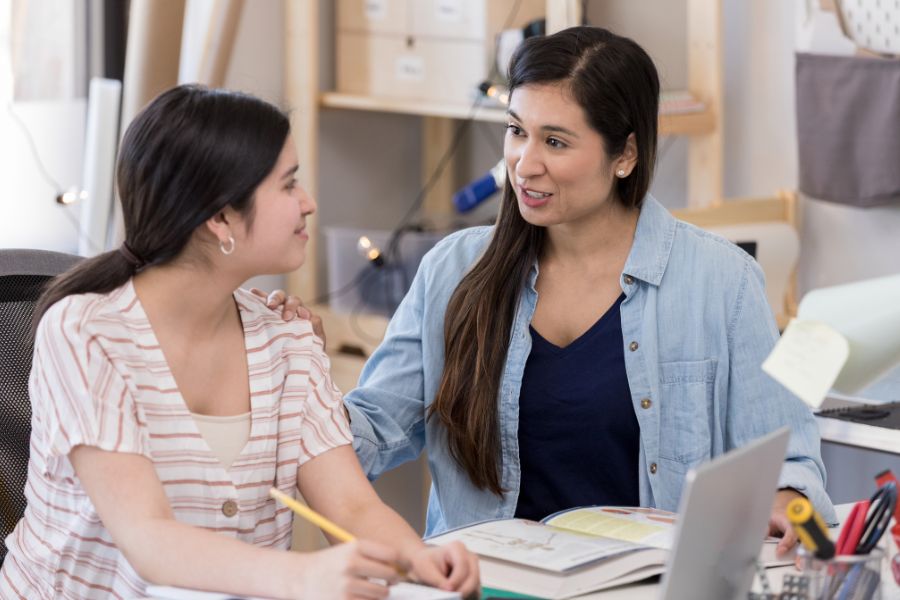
[219, 235, 235, 256]
[616, 169, 627, 178]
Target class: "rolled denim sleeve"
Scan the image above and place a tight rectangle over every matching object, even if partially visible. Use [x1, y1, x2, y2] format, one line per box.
[725, 260, 837, 525]
[344, 256, 431, 480]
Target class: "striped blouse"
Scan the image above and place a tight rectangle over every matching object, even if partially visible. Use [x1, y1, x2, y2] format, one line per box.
[0, 281, 351, 599]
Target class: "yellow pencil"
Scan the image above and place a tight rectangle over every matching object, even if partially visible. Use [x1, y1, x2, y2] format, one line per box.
[270, 487, 408, 578]
[269, 487, 355, 542]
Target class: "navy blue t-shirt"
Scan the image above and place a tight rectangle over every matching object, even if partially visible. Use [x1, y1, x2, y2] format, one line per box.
[514, 293, 640, 521]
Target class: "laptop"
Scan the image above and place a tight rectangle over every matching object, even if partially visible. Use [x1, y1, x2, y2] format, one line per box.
[658, 426, 791, 600]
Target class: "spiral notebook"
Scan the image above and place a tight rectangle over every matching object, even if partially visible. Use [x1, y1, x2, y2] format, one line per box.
[817, 401, 900, 429]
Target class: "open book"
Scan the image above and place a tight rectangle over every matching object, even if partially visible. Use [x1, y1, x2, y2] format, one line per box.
[429, 506, 791, 599]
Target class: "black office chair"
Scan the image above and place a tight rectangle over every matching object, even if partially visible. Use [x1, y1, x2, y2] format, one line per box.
[0, 249, 81, 565]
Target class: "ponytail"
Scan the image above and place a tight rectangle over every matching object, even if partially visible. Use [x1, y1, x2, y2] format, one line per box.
[33, 249, 138, 330]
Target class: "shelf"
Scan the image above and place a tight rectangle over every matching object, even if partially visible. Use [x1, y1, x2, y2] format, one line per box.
[320, 92, 508, 123]
[659, 109, 716, 136]
[320, 91, 715, 136]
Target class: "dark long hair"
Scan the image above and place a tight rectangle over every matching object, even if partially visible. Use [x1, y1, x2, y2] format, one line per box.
[430, 26, 660, 494]
[35, 85, 290, 323]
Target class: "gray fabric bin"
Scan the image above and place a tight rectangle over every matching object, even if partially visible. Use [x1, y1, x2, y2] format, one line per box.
[796, 52, 900, 207]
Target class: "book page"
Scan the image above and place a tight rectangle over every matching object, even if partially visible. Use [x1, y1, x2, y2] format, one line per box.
[543, 507, 794, 566]
[429, 518, 643, 572]
[544, 506, 676, 549]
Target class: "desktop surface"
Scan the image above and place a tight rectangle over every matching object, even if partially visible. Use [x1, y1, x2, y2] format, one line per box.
[817, 395, 900, 455]
[571, 503, 900, 600]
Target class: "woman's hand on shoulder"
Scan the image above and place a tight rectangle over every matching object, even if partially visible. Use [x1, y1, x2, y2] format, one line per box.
[408, 541, 480, 599]
[294, 540, 402, 600]
[250, 288, 325, 346]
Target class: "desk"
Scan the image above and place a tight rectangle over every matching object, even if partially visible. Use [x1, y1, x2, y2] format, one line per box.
[817, 396, 900, 455]
[816, 396, 900, 508]
[577, 399, 900, 598]
[565, 503, 900, 599]
[144, 503, 897, 599]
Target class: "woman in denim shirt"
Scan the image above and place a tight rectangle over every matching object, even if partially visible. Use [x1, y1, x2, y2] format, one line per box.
[275, 26, 835, 554]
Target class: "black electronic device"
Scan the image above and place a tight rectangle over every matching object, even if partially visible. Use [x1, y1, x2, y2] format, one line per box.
[817, 401, 900, 430]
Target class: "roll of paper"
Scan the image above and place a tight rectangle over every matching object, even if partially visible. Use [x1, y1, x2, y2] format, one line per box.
[798, 274, 900, 394]
[79, 78, 121, 256]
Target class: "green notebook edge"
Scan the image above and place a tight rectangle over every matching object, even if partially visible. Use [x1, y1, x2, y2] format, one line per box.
[481, 586, 545, 599]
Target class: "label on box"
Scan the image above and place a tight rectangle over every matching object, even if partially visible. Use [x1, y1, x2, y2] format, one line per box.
[395, 55, 426, 81]
[364, 0, 387, 21]
[434, 0, 464, 23]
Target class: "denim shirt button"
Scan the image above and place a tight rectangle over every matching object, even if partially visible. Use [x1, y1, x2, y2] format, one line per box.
[640, 398, 652, 409]
[649, 462, 658, 474]
[629, 341, 639, 352]
[623, 275, 635, 285]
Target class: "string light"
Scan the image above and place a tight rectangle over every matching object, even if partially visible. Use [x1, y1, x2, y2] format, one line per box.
[478, 81, 510, 106]
[356, 235, 384, 266]
[56, 188, 88, 205]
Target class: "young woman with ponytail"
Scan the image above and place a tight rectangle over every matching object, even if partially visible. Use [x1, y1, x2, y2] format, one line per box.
[272, 26, 835, 558]
[1, 85, 478, 600]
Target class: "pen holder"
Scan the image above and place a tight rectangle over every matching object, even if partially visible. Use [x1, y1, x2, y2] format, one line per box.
[793, 548, 885, 600]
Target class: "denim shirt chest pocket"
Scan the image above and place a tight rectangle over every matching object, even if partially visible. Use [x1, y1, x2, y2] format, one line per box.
[656, 359, 717, 465]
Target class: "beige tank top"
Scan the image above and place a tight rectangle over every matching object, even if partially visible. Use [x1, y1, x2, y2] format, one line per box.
[192, 411, 251, 470]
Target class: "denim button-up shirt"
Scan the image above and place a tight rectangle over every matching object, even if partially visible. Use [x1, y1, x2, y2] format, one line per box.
[345, 195, 836, 536]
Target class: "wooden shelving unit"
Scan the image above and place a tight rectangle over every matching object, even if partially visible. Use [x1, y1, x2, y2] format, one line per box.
[320, 91, 509, 122]
[321, 91, 717, 136]
[286, 0, 724, 302]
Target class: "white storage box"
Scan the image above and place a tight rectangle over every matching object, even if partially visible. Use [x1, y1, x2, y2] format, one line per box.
[336, 33, 487, 104]
[335, 0, 543, 103]
[336, 0, 408, 35]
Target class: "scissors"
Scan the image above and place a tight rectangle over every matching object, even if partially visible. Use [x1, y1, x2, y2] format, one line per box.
[835, 499, 869, 556]
[855, 481, 897, 555]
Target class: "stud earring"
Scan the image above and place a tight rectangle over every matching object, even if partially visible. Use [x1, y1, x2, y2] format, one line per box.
[219, 234, 235, 256]
[616, 169, 626, 178]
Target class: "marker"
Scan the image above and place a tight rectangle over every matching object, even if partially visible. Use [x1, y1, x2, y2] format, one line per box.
[787, 497, 835, 560]
[876, 469, 898, 490]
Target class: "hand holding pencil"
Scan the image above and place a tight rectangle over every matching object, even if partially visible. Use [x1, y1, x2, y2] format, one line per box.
[270, 488, 409, 598]
[269, 487, 480, 598]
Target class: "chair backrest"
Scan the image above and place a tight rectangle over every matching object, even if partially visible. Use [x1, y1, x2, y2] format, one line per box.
[0, 249, 81, 564]
[672, 190, 800, 331]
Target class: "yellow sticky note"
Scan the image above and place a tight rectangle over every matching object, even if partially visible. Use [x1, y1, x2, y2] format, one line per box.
[762, 319, 849, 408]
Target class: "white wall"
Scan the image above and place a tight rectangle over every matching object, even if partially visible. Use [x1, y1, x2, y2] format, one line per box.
[1, 1, 12, 104]
[1, 1, 88, 253]
[0, 100, 86, 252]
[9, 0, 85, 100]
[723, 0, 798, 198]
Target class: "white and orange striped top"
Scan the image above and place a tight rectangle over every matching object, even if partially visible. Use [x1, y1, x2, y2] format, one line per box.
[0, 281, 352, 599]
